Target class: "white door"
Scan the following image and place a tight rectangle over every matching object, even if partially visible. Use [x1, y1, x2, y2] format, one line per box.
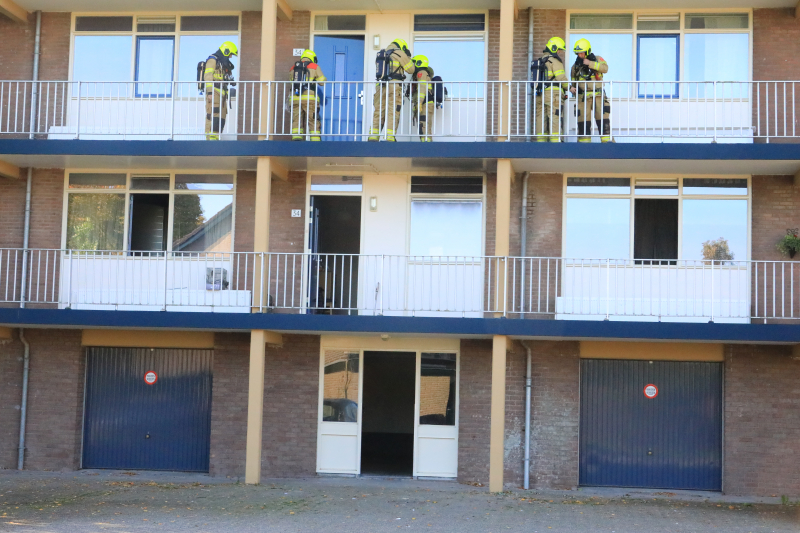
[414, 352, 458, 478]
[317, 350, 362, 474]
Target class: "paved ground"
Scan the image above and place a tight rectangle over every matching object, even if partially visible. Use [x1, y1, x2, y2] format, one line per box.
[1, 471, 799, 532]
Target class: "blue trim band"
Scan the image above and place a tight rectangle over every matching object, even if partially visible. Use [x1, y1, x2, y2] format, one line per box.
[1, 309, 799, 343]
[1, 139, 799, 160]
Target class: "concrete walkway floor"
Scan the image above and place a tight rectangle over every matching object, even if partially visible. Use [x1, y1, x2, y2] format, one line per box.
[0, 470, 798, 532]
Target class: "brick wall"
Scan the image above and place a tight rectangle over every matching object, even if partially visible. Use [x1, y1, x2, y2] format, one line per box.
[240, 12, 262, 82]
[751, 175, 799, 261]
[487, 9, 530, 82]
[22, 329, 84, 471]
[276, 12, 311, 80]
[38, 13, 71, 80]
[0, 169, 65, 249]
[0, 331, 23, 469]
[724, 344, 800, 496]
[261, 334, 320, 478]
[235, 171, 256, 252]
[532, 10, 567, 61]
[0, 14, 35, 80]
[209, 333, 249, 478]
[504, 343, 526, 487]
[270, 171, 307, 253]
[457, 339, 491, 484]
[0, 177, 26, 248]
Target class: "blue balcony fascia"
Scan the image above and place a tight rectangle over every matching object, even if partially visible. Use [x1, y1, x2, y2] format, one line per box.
[1, 139, 800, 161]
[2, 308, 800, 344]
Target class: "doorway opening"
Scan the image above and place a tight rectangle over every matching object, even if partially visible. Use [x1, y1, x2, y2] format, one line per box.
[360, 351, 415, 476]
[129, 193, 169, 253]
[308, 195, 361, 314]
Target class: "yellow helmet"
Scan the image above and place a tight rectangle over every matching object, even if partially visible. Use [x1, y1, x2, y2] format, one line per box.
[391, 38, 411, 55]
[300, 49, 318, 63]
[573, 38, 591, 54]
[412, 55, 429, 69]
[545, 36, 566, 54]
[220, 41, 238, 57]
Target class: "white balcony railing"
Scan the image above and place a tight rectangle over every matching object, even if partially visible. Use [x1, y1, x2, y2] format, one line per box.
[1, 80, 797, 142]
[3, 249, 800, 322]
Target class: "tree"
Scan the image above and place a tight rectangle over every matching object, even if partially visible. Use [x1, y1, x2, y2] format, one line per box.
[702, 237, 734, 262]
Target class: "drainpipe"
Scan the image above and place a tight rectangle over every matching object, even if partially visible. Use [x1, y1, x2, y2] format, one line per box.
[18, 12, 41, 472]
[28, 11, 42, 139]
[17, 329, 30, 470]
[521, 340, 532, 489]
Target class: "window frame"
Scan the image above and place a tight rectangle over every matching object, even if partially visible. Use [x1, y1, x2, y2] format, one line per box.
[636, 34, 680, 99]
[565, 9, 753, 99]
[134, 35, 176, 97]
[562, 174, 751, 262]
[61, 169, 237, 253]
[69, 12, 242, 89]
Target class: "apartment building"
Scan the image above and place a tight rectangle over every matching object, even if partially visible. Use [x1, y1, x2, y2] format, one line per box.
[0, 0, 799, 497]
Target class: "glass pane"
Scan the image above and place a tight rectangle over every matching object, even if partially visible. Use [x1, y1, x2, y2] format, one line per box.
[414, 14, 485, 31]
[565, 198, 630, 259]
[570, 14, 633, 30]
[410, 201, 482, 257]
[637, 35, 678, 98]
[323, 351, 359, 422]
[175, 174, 234, 190]
[136, 37, 174, 97]
[68, 173, 126, 189]
[314, 15, 366, 31]
[569, 34, 633, 98]
[419, 353, 456, 426]
[66, 194, 125, 251]
[413, 40, 485, 98]
[73, 36, 132, 96]
[638, 17, 679, 30]
[411, 176, 483, 194]
[309, 175, 362, 192]
[635, 181, 678, 196]
[566, 177, 630, 194]
[138, 23, 176, 32]
[180, 16, 239, 32]
[177, 35, 239, 82]
[682, 199, 747, 261]
[685, 13, 748, 30]
[172, 194, 233, 252]
[75, 16, 133, 32]
[130, 176, 169, 190]
[683, 178, 748, 196]
[684, 34, 749, 98]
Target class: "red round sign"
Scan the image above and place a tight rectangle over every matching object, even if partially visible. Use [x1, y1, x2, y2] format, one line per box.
[144, 371, 158, 385]
[644, 384, 658, 399]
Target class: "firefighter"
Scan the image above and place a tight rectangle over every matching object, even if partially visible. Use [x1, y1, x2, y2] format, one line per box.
[368, 38, 415, 142]
[410, 55, 435, 142]
[204, 41, 237, 141]
[290, 49, 327, 141]
[533, 37, 569, 142]
[569, 38, 611, 143]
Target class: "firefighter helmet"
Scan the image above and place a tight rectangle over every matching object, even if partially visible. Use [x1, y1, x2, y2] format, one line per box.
[573, 38, 591, 55]
[391, 38, 411, 56]
[300, 49, 318, 63]
[545, 36, 566, 54]
[220, 41, 238, 57]
[412, 55, 429, 69]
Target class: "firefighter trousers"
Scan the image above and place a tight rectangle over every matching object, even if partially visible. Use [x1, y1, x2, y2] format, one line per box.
[533, 89, 564, 142]
[370, 82, 404, 141]
[205, 89, 228, 141]
[291, 90, 321, 141]
[412, 97, 435, 142]
[576, 91, 611, 143]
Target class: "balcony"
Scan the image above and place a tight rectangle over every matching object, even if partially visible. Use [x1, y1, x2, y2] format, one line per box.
[2, 249, 800, 323]
[0, 80, 798, 142]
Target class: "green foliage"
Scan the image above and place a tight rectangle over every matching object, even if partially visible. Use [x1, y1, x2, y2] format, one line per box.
[66, 194, 125, 251]
[776, 228, 800, 258]
[701, 237, 734, 261]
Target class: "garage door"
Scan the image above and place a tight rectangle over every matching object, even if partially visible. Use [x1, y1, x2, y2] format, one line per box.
[83, 347, 213, 472]
[579, 359, 722, 490]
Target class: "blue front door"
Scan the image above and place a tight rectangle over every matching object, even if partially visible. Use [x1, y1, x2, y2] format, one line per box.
[314, 35, 365, 141]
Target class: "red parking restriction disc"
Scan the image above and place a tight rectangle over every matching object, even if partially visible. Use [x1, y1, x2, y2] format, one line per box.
[144, 371, 158, 385]
[644, 384, 658, 398]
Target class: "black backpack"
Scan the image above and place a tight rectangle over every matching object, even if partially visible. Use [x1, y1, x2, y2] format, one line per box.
[375, 49, 395, 81]
[196, 55, 216, 93]
[530, 56, 551, 96]
[197, 54, 235, 94]
[432, 75, 447, 107]
[291, 60, 311, 94]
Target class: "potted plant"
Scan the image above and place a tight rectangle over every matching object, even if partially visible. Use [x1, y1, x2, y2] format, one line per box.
[776, 228, 800, 259]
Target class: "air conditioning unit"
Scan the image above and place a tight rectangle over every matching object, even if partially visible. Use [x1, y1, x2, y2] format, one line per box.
[206, 267, 229, 290]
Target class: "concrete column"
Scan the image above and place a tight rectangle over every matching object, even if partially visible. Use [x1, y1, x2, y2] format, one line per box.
[490, 334, 508, 492]
[259, 0, 277, 137]
[245, 329, 266, 484]
[495, 159, 513, 314]
[252, 157, 272, 310]
[498, 0, 515, 137]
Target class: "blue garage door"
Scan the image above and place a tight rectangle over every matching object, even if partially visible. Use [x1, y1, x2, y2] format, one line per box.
[580, 359, 722, 490]
[83, 347, 213, 472]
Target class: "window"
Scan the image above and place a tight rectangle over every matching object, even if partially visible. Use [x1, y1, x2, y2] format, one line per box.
[413, 39, 486, 98]
[309, 175, 363, 192]
[564, 176, 749, 262]
[684, 34, 749, 98]
[314, 15, 366, 31]
[135, 37, 175, 97]
[568, 34, 633, 98]
[419, 353, 456, 426]
[637, 35, 679, 98]
[64, 172, 235, 253]
[414, 14, 485, 32]
[410, 201, 482, 257]
[322, 351, 359, 423]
